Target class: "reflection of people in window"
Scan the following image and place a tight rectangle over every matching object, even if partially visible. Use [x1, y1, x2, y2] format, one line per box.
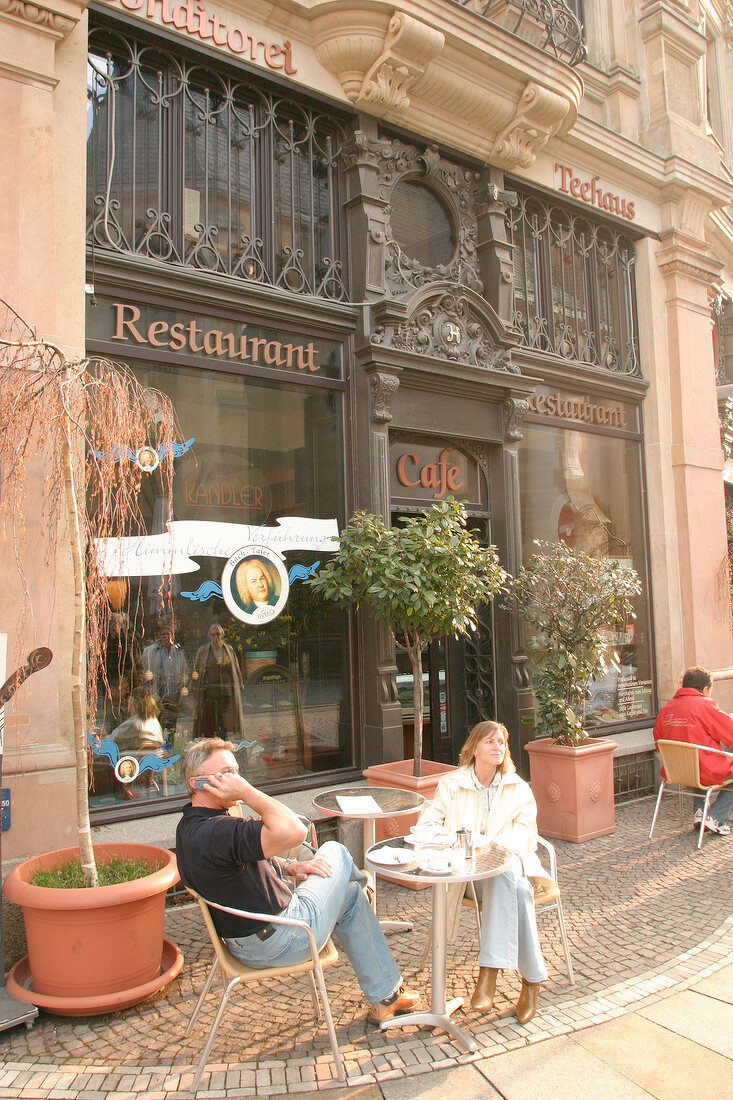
[233, 557, 280, 615]
[111, 687, 165, 751]
[192, 624, 245, 738]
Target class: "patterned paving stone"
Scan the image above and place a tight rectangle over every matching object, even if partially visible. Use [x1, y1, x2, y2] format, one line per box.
[1, 799, 732, 1095]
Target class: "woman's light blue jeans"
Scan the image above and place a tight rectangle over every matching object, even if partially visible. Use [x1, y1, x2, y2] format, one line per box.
[224, 841, 401, 1004]
[478, 856, 548, 983]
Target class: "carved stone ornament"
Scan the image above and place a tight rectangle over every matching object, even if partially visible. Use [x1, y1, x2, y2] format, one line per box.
[354, 13, 445, 116]
[369, 372, 400, 423]
[371, 287, 518, 374]
[0, 0, 78, 34]
[491, 81, 572, 169]
[503, 396, 530, 441]
[368, 137, 483, 298]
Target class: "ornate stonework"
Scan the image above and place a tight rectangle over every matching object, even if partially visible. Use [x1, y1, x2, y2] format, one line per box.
[491, 82, 572, 169]
[0, 0, 79, 35]
[354, 12, 444, 115]
[368, 372, 400, 423]
[371, 286, 518, 373]
[503, 397, 530, 442]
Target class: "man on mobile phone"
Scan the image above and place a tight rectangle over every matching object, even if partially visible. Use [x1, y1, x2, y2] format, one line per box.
[176, 738, 419, 1023]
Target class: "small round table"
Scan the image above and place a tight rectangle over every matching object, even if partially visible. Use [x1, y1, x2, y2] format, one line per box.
[312, 786, 426, 932]
[365, 836, 512, 1053]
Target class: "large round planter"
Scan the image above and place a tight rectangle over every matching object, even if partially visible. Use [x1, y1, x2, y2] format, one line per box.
[3, 842, 183, 1016]
[245, 650, 278, 676]
[525, 737, 617, 842]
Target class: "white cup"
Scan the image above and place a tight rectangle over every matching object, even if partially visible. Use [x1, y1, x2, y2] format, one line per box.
[419, 844, 452, 872]
[410, 823, 437, 845]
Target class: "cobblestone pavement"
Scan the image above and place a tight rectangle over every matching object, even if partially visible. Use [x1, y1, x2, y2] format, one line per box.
[1, 797, 733, 1097]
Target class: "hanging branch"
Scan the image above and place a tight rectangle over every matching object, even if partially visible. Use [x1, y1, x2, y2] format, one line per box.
[0, 300, 181, 885]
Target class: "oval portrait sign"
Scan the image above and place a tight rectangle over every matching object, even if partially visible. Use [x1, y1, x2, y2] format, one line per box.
[221, 544, 289, 624]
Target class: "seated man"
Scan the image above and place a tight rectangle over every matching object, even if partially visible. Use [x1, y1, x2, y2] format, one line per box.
[175, 737, 419, 1022]
[653, 665, 733, 835]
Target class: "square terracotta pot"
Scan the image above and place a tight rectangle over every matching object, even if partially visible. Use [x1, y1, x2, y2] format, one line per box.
[525, 737, 617, 842]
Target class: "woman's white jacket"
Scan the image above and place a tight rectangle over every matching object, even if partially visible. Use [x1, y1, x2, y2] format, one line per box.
[417, 765, 546, 879]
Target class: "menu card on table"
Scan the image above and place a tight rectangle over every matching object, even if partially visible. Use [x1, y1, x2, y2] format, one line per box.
[335, 794, 383, 815]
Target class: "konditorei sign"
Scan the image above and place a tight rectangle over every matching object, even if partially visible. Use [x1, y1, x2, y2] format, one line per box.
[555, 163, 636, 222]
[100, 0, 297, 74]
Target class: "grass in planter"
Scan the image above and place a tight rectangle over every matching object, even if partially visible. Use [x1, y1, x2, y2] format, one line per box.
[32, 855, 163, 889]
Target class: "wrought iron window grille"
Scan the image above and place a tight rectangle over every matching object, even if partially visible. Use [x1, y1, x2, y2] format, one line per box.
[87, 28, 349, 302]
[453, 0, 586, 68]
[507, 189, 641, 376]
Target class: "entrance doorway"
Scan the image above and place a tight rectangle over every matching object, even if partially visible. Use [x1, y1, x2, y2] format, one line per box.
[392, 514, 497, 764]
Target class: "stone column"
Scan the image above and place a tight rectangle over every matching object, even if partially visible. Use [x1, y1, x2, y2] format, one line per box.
[0, 0, 87, 857]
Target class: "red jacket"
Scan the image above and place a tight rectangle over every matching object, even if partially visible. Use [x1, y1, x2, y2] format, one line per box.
[653, 688, 733, 785]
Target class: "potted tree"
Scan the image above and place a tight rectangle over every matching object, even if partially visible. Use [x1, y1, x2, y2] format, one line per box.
[307, 499, 506, 814]
[505, 540, 641, 842]
[0, 301, 183, 1014]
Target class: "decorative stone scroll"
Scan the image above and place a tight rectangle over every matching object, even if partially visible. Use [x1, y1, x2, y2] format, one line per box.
[354, 13, 445, 115]
[368, 372, 400, 423]
[491, 81, 572, 169]
[0, 0, 79, 35]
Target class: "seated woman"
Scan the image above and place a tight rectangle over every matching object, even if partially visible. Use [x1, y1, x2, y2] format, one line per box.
[417, 720, 548, 1023]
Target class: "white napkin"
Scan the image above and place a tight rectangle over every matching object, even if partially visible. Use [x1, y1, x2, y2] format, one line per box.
[371, 846, 410, 864]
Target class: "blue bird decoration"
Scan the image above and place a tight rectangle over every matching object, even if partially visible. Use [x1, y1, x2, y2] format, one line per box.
[180, 580, 223, 603]
[288, 561, 320, 584]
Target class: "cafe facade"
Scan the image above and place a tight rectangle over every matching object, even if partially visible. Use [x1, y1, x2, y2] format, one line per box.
[2, 0, 733, 857]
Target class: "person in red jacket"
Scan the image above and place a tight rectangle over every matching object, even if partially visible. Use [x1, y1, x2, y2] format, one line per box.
[653, 666, 733, 835]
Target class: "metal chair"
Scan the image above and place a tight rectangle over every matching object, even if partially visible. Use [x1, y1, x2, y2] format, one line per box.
[649, 739, 733, 850]
[419, 835, 574, 984]
[184, 888, 345, 1092]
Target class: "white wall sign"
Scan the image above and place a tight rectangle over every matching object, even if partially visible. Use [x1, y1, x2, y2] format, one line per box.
[96, 517, 339, 577]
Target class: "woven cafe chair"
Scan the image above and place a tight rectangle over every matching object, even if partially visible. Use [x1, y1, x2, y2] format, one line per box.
[649, 739, 733, 850]
[419, 835, 574, 984]
[184, 888, 344, 1092]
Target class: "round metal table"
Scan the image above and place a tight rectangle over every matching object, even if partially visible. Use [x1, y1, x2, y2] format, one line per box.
[365, 836, 512, 1052]
[312, 786, 426, 932]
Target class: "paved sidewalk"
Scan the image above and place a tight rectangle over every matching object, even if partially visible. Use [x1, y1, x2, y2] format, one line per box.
[1, 797, 732, 1097]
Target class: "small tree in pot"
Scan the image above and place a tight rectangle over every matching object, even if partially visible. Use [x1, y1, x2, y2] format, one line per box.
[504, 540, 642, 744]
[0, 300, 183, 1013]
[307, 499, 506, 776]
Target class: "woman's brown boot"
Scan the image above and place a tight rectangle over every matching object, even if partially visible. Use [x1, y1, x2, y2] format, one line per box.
[515, 979, 540, 1023]
[470, 967, 499, 1011]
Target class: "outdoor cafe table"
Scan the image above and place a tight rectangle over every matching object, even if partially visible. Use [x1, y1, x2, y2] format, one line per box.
[312, 786, 426, 932]
[365, 836, 512, 1053]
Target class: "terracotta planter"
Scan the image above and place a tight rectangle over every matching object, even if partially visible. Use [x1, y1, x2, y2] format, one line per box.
[363, 759, 457, 840]
[245, 650, 278, 676]
[525, 737, 617, 842]
[3, 842, 183, 1016]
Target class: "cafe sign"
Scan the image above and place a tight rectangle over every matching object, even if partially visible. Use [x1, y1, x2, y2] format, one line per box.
[389, 441, 484, 507]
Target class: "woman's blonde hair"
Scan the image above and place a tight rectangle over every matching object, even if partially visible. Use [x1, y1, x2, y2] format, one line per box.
[458, 721, 515, 775]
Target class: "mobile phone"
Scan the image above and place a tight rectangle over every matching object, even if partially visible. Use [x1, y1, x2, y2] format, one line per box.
[193, 776, 210, 790]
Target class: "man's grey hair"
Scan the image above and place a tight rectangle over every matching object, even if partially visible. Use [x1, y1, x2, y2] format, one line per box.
[183, 737, 234, 789]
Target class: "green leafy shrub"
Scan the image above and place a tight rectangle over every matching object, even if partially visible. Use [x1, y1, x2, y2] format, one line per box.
[505, 540, 642, 746]
[307, 499, 506, 775]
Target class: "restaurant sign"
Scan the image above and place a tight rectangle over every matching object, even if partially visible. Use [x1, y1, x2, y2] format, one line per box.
[526, 388, 637, 432]
[87, 298, 343, 381]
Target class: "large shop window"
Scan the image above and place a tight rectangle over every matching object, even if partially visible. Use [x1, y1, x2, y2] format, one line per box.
[507, 186, 640, 376]
[89, 314, 351, 811]
[86, 25, 348, 300]
[518, 417, 654, 730]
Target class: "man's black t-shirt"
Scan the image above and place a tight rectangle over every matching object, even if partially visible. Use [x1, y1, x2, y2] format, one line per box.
[176, 805, 293, 938]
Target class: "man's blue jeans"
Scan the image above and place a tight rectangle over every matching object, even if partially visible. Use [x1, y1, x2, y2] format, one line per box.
[693, 744, 733, 823]
[224, 841, 401, 1004]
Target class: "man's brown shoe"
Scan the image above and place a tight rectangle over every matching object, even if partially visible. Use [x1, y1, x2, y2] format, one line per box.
[515, 979, 540, 1024]
[369, 986, 420, 1023]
